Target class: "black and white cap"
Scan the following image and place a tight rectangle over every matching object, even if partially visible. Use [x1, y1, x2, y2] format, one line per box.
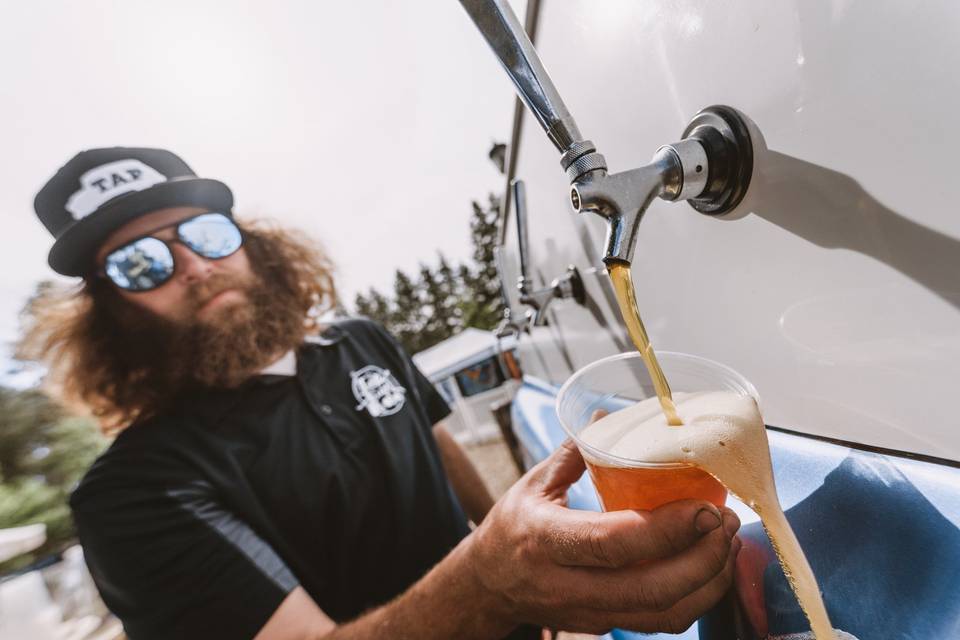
[34, 147, 234, 276]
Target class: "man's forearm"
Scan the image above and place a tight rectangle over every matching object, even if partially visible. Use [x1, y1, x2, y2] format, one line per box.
[324, 535, 514, 640]
[433, 423, 496, 524]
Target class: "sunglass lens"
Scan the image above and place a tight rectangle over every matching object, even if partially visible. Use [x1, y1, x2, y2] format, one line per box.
[179, 213, 242, 259]
[104, 237, 174, 291]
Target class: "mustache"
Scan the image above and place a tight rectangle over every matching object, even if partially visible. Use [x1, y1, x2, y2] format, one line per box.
[184, 272, 254, 314]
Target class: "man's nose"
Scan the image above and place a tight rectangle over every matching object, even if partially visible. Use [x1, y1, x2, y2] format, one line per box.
[171, 243, 213, 284]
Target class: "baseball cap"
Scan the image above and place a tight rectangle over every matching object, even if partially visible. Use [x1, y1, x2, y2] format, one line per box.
[34, 147, 234, 276]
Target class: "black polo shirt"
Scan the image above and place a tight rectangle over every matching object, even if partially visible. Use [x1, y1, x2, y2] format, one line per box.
[70, 318, 487, 639]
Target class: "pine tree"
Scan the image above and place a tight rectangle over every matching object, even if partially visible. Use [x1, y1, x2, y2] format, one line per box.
[435, 253, 465, 334]
[420, 261, 457, 345]
[389, 269, 429, 354]
[354, 288, 391, 328]
[462, 194, 505, 330]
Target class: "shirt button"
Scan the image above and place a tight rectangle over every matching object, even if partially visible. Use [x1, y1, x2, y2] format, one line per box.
[320, 404, 333, 416]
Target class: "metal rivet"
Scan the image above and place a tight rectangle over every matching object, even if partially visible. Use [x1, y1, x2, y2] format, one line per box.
[320, 404, 333, 415]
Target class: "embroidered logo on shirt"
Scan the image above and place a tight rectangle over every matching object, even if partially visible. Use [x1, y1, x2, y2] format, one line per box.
[350, 365, 406, 417]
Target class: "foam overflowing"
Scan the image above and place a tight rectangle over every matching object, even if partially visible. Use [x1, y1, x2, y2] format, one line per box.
[580, 391, 837, 639]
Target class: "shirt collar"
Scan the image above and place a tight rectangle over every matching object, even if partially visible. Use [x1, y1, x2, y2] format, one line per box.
[259, 350, 296, 377]
[305, 326, 344, 347]
[256, 325, 345, 378]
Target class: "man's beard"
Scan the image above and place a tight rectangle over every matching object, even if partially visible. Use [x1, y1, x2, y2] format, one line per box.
[109, 270, 307, 397]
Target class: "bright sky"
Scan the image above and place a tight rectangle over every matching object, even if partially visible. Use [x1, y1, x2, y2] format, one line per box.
[0, 0, 524, 378]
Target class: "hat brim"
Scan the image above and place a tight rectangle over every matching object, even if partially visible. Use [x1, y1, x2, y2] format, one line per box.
[48, 177, 234, 277]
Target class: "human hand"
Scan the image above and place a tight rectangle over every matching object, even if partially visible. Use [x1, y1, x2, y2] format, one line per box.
[466, 439, 741, 635]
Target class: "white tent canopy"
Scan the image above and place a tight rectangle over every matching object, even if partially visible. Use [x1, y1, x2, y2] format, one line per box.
[413, 328, 516, 383]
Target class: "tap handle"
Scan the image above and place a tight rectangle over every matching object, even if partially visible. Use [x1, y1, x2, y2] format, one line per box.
[460, 0, 583, 153]
[511, 179, 533, 285]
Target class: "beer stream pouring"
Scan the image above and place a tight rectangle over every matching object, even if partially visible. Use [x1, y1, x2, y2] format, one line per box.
[459, 0, 756, 265]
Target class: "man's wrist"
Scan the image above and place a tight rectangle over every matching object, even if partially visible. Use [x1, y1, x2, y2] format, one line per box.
[430, 530, 521, 638]
[323, 531, 518, 640]
[453, 530, 518, 635]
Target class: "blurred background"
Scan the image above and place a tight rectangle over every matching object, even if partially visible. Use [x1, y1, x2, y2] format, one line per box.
[0, 1, 530, 637]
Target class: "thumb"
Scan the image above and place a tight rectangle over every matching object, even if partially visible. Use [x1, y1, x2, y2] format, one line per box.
[526, 439, 587, 500]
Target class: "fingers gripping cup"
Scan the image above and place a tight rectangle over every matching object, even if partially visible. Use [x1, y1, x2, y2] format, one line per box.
[556, 351, 759, 512]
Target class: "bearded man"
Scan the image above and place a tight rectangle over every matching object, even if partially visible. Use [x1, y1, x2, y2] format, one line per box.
[22, 148, 741, 640]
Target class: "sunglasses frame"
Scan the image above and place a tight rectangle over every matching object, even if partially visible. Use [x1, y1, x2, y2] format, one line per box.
[98, 212, 244, 292]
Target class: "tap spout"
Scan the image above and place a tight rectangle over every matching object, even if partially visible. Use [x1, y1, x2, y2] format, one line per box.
[572, 143, 700, 264]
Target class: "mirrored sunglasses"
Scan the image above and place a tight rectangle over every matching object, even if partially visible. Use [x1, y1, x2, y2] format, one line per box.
[102, 212, 243, 291]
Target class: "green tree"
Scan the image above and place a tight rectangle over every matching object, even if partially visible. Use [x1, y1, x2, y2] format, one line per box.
[0, 387, 106, 573]
[354, 287, 392, 329]
[436, 254, 463, 308]
[389, 269, 430, 354]
[456, 263, 485, 330]
[419, 258, 460, 346]
[460, 194, 505, 330]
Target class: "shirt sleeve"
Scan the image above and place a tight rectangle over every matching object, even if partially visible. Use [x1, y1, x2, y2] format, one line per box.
[362, 319, 452, 425]
[406, 355, 453, 426]
[71, 462, 298, 640]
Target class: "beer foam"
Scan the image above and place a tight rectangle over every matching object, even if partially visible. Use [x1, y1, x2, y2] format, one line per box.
[580, 391, 774, 509]
[579, 391, 837, 639]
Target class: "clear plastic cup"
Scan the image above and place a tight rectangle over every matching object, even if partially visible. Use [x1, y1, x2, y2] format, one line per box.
[556, 351, 759, 511]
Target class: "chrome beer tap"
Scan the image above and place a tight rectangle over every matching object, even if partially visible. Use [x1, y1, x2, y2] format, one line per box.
[460, 0, 754, 265]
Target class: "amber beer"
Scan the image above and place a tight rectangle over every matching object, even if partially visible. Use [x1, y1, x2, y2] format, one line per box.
[585, 458, 726, 512]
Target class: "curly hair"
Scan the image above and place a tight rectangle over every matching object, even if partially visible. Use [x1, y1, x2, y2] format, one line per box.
[17, 218, 337, 434]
